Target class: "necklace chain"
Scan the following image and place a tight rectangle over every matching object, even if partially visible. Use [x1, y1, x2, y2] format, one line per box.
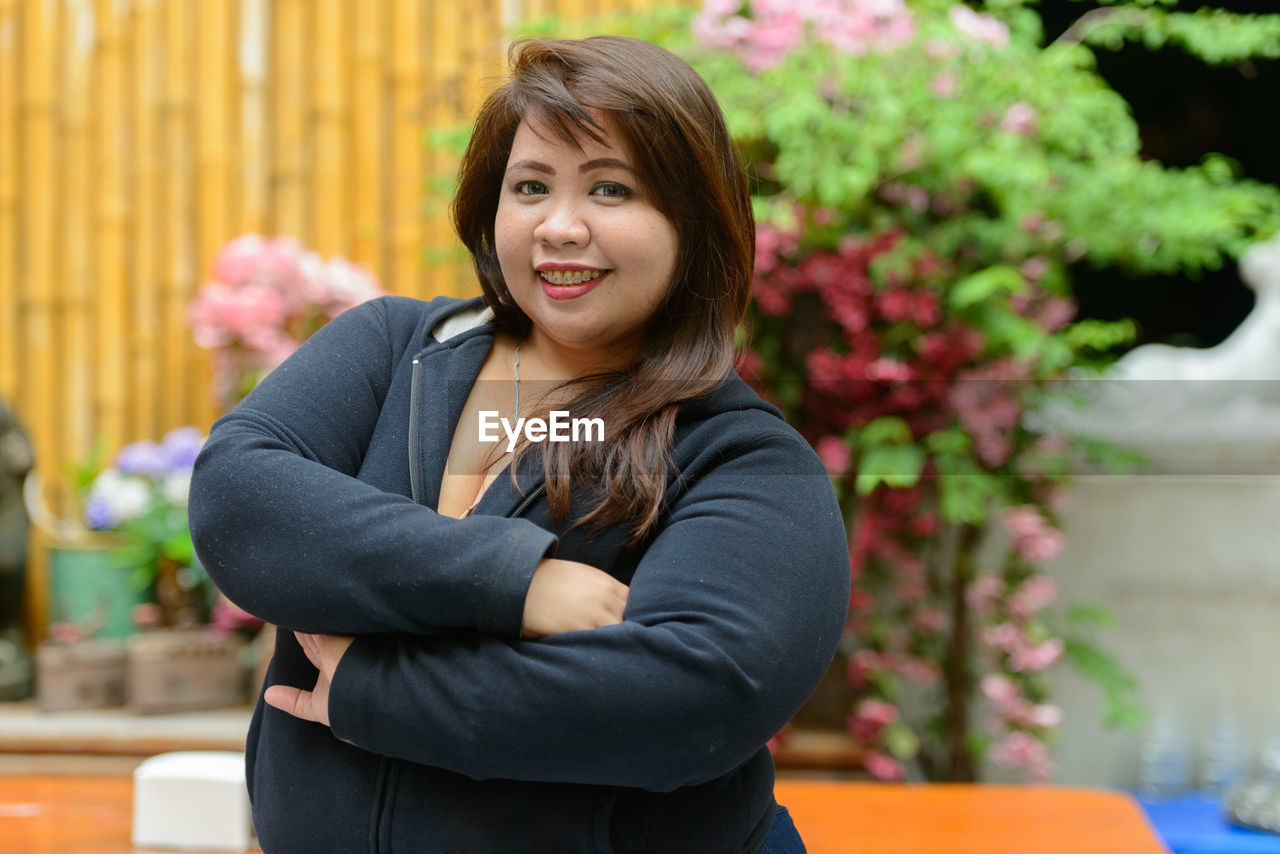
[512, 341, 520, 419]
[461, 340, 521, 520]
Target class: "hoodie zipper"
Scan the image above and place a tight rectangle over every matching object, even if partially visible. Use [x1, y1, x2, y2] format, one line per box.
[408, 358, 423, 504]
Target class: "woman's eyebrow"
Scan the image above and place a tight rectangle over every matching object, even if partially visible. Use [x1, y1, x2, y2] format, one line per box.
[506, 160, 554, 175]
[579, 157, 635, 174]
[504, 158, 635, 176]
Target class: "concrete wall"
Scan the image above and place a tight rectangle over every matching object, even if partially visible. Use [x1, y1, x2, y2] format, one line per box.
[1043, 475, 1280, 787]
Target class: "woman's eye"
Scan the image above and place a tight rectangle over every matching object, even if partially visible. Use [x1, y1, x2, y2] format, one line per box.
[592, 182, 631, 199]
[513, 180, 548, 196]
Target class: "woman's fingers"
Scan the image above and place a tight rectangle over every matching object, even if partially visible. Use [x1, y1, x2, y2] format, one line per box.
[294, 631, 321, 668]
[521, 558, 630, 638]
[264, 684, 321, 724]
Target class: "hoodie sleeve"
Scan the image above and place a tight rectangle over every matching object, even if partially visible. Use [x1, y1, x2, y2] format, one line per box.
[327, 425, 851, 791]
[187, 297, 556, 637]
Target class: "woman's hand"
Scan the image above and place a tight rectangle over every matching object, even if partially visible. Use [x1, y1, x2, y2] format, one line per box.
[521, 558, 629, 638]
[264, 631, 354, 727]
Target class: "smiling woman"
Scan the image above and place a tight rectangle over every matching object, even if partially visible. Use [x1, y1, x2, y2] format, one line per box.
[188, 35, 849, 854]
[495, 111, 678, 367]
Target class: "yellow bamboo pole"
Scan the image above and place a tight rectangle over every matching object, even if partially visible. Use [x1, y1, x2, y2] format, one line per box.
[0, 0, 20, 404]
[238, 0, 269, 235]
[191, 0, 234, 429]
[130, 0, 162, 442]
[271, 0, 308, 240]
[60, 0, 95, 474]
[558, 0, 587, 28]
[313, 0, 348, 256]
[161, 0, 197, 427]
[20, 0, 60, 644]
[350, 0, 382, 275]
[388, 0, 424, 298]
[93, 0, 130, 452]
[423, 0, 460, 300]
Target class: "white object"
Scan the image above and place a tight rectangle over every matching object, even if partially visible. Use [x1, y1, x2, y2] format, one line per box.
[132, 751, 253, 851]
[1138, 708, 1195, 799]
[1202, 713, 1252, 795]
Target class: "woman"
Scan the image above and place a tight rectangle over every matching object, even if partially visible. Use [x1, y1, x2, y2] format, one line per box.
[189, 36, 849, 854]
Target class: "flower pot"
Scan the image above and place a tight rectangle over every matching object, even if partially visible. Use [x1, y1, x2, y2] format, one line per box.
[47, 537, 148, 639]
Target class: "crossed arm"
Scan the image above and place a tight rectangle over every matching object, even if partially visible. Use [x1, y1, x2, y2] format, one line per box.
[264, 555, 630, 727]
[189, 297, 849, 792]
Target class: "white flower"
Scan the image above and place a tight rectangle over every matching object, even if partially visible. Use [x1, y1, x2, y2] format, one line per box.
[162, 472, 192, 508]
[87, 470, 151, 527]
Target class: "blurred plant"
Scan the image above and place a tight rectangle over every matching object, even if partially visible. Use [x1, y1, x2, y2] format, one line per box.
[78, 427, 211, 627]
[189, 234, 385, 411]
[591, 0, 1280, 781]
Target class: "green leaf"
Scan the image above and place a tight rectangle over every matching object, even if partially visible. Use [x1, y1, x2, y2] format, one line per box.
[860, 417, 913, 447]
[856, 445, 925, 495]
[1063, 637, 1145, 730]
[883, 721, 922, 759]
[948, 266, 1028, 311]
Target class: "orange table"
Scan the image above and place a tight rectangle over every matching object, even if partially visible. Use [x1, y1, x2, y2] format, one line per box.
[0, 775, 258, 854]
[0, 775, 1166, 853]
[776, 780, 1169, 854]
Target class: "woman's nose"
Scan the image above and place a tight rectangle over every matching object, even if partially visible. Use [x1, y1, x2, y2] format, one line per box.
[534, 197, 590, 247]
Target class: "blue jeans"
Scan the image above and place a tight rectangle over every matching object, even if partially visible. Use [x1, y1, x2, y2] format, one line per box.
[757, 804, 807, 854]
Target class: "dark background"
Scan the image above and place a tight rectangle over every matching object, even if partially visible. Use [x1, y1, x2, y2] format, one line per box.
[1038, 0, 1279, 347]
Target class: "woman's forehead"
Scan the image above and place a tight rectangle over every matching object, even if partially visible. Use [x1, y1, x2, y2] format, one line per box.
[507, 111, 634, 166]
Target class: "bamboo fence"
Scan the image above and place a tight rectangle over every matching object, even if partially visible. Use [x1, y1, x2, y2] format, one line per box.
[0, 0, 682, 641]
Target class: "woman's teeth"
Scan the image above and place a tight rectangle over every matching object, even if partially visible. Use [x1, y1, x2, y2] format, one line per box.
[539, 269, 606, 285]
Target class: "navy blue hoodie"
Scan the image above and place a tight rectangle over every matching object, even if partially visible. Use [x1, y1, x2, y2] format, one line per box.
[188, 295, 850, 853]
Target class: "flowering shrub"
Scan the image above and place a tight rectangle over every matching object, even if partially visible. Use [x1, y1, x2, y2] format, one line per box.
[189, 234, 384, 410]
[79, 427, 210, 626]
[608, 0, 1280, 781]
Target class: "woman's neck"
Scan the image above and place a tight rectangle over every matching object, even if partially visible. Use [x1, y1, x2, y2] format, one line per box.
[508, 329, 639, 382]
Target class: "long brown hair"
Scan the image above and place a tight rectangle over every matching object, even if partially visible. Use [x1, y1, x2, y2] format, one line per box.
[452, 36, 754, 542]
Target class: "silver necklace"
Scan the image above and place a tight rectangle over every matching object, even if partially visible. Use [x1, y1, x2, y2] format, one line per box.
[512, 341, 520, 418]
[462, 341, 521, 520]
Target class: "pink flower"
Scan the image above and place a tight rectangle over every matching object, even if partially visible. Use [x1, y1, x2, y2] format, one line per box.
[694, 0, 916, 69]
[1000, 102, 1039, 137]
[897, 656, 941, 685]
[924, 38, 962, 60]
[948, 5, 1009, 48]
[911, 607, 946, 633]
[988, 731, 1049, 769]
[931, 72, 958, 98]
[966, 573, 1005, 614]
[816, 435, 852, 476]
[980, 673, 1020, 708]
[1033, 297, 1075, 333]
[979, 622, 1022, 654]
[1002, 506, 1066, 564]
[1009, 637, 1064, 673]
[862, 749, 905, 781]
[849, 698, 900, 741]
[865, 358, 912, 382]
[1008, 575, 1057, 620]
[1027, 703, 1064, 729]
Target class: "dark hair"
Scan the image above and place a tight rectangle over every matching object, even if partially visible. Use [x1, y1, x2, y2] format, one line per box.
[452, 36, 754, 542]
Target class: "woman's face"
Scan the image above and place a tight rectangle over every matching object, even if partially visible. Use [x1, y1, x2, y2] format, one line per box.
[495, 112, 679, 367]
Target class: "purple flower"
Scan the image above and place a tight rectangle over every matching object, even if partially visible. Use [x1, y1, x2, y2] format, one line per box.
[114, 440, 169, 478]
[84, 495, 117, 530]
[162, 426, 206, 471]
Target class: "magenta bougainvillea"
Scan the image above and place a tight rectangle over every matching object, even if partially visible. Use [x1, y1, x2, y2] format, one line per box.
[649, 0, 1280, 781]
[742, 209, 1082, 781]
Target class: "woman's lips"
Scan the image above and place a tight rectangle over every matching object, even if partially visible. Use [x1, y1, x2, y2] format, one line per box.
[539, 270, 610, 300]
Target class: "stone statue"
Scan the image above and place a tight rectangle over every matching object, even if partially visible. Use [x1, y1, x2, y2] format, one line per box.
[1036, 232, 1280, 469]
[0, 401, 34, 700]
[1114, 233, 1280, 386]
